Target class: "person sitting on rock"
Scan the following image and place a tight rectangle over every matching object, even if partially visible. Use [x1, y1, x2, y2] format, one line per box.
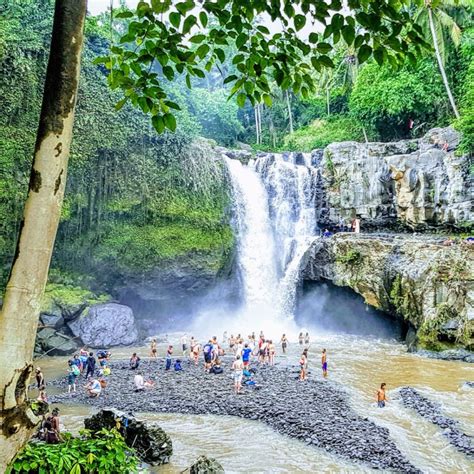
[323, 228, 333, 238]
[174, 359, 183, 372]
[85, 378, 102, 398]
[129, 352, 141, 370]
[209, 359, 223, 374]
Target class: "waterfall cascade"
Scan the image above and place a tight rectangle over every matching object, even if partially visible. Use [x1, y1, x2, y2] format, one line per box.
[226, 152, 319, 328]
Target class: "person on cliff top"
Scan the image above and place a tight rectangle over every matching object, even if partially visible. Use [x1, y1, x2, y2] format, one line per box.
[165, 345, 173, 370]
[299, 348, 308, 381]
[377, 383, 388, 408]
[322, 349, 328, 378]
[298, 332, 304, 346]
[67, 360, 79, 393]
[323, 229, 332, 238]
[85, 352, 96, 379]
[232, 354, 244, 394]
[150, 338, 157, 358]
[181, 334, 188, 356]
[203, 340, 213, 371]
[129, 352, 141, 370]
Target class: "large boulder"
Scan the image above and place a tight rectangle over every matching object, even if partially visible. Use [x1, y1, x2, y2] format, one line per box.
[189, 455, 224, 474]
[35, 327, 79, 356]
[84, 408, 172, 465]
[67, 303, 138, 347]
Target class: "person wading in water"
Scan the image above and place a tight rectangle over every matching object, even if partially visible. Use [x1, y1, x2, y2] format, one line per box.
[377, 383, 388, 407]
[322, 348, 328, 378]
[280, 334, 288, 354]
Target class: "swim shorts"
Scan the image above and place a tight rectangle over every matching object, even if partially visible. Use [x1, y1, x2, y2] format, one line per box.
[322, 362, 327, 371]
[377, 400, 385, 408]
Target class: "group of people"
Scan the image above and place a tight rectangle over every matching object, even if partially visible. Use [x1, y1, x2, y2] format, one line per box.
[65, 348, 111, 398]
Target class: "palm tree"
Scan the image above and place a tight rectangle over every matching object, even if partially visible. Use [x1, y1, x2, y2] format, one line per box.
[414, 0, 474, 119]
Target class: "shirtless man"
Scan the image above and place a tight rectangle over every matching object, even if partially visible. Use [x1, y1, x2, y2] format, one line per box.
[280, 334, 288, 354]
[299, 348, 308, 381]
[232, 354, 244, 394]
[322, 348, 328, 377]
[192, 341, 201, 366]
[377, 383, 388, 408]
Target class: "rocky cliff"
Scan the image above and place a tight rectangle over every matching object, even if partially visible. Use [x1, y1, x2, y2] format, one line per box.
[316, 127, 473, 230]
[301, 233, 474, 353]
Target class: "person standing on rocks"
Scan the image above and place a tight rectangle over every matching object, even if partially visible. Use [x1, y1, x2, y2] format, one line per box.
[181, 334, 188, 356]
[232, 354, 244, 394]
[377, 383, 388, 408]
[165, 345, 173, 371]
[268, 340, 276, 365]
[298, 332, 304, 346]
[203, 340, 213, 371]
[67, 360, 79, 393]
[322, 349, 328, 378]
[192, 340, 201, 365]
[242, 343, 252, 370]
[85, 352, 96, 379]
[150, 339, 158, 358]
[35, 367, 45, 393]
[281, 334, 288, 354]
[304, 332, 310, 346]
[229, 334, 236, 352]
[299, 349, 308, 381]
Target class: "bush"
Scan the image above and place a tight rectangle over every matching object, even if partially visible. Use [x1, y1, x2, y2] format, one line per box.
[10, 428, 138, 474]
[283, 115, 365, 151]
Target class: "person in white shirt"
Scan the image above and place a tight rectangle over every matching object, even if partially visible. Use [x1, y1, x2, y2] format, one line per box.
[86, 379, 101, 397]
[134, 372, 145, 392]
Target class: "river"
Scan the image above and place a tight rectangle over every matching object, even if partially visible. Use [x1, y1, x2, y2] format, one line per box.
[36, 331, 473, 473]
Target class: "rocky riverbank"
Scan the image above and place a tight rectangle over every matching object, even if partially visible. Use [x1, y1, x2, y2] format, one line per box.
[50, 358, 418, 472]
[400, 387, 474, 457]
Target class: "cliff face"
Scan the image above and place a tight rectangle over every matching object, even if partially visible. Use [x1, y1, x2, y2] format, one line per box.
[317, 127, 473, 230]
[301, 234, 474, 352]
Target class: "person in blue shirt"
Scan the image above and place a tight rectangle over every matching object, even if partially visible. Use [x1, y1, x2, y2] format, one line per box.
[241, 343, 252, 370]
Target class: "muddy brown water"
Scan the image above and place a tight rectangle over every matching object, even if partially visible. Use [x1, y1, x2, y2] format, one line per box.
[35, 334, 474, 473]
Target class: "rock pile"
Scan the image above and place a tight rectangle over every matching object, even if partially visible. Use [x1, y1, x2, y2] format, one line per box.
[400, 387, 473, 457]
[51, 358, 418, 472]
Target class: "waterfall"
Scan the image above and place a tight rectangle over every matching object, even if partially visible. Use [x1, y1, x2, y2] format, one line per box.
[226, 152, 318, 328]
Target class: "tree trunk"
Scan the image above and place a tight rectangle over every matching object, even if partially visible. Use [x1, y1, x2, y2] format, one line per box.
[286, 90, 294, 134]
[326, 85, 330, 116]
[0, 0, 87, 468]
[428, 7, 460, 119]
[254, 105, 259, 145]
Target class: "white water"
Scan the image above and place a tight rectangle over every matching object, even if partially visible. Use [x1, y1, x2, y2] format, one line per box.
[199, 153, 319, 337]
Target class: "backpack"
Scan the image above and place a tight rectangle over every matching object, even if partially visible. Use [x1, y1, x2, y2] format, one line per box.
[72, 365, 80, 376]
[203, 344, 212, 355]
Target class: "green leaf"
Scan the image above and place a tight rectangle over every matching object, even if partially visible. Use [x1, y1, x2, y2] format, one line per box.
[223, 74, 238, 84]
[215, 48, 225, 63]
[189, 34, 206, 43]
[236, 33, 248, 49]
[199, 11, 208, 28]
[310, 56, 322, 72]
[196, 44, 210, 59]
[318, 55, 334, 68]
[69, 463, 81, 474]
[152, 114, 165, 133]
[115, 97, 127, 111]
[115, 11, 133, 19]
[256, 25, 270, 34]
[162, 65, 174, 80]
[342, 25, 355, 45]
[236, 92, 247, 107]
[164, 100, 181, 110]
[294, 14, 306, 31]
[316, 42, 332, 54]
[263, 93, 272, 107]
[185, 74, 192, 88]
[169, 12, 181, 28]
[176, 1, 194, 15]
[182, 15, 197, 34]
[373, 47, 385, 66]
[357, 44, 372, 64]
[309, 32, 318, 44]
[163, 113, 177, 131]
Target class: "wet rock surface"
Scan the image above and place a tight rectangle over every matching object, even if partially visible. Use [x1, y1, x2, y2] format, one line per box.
[400, 387, 474, 457]
[84, 408, 172, 465]
[189, 455, 224, 473]
[51, 358, 418, 472]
